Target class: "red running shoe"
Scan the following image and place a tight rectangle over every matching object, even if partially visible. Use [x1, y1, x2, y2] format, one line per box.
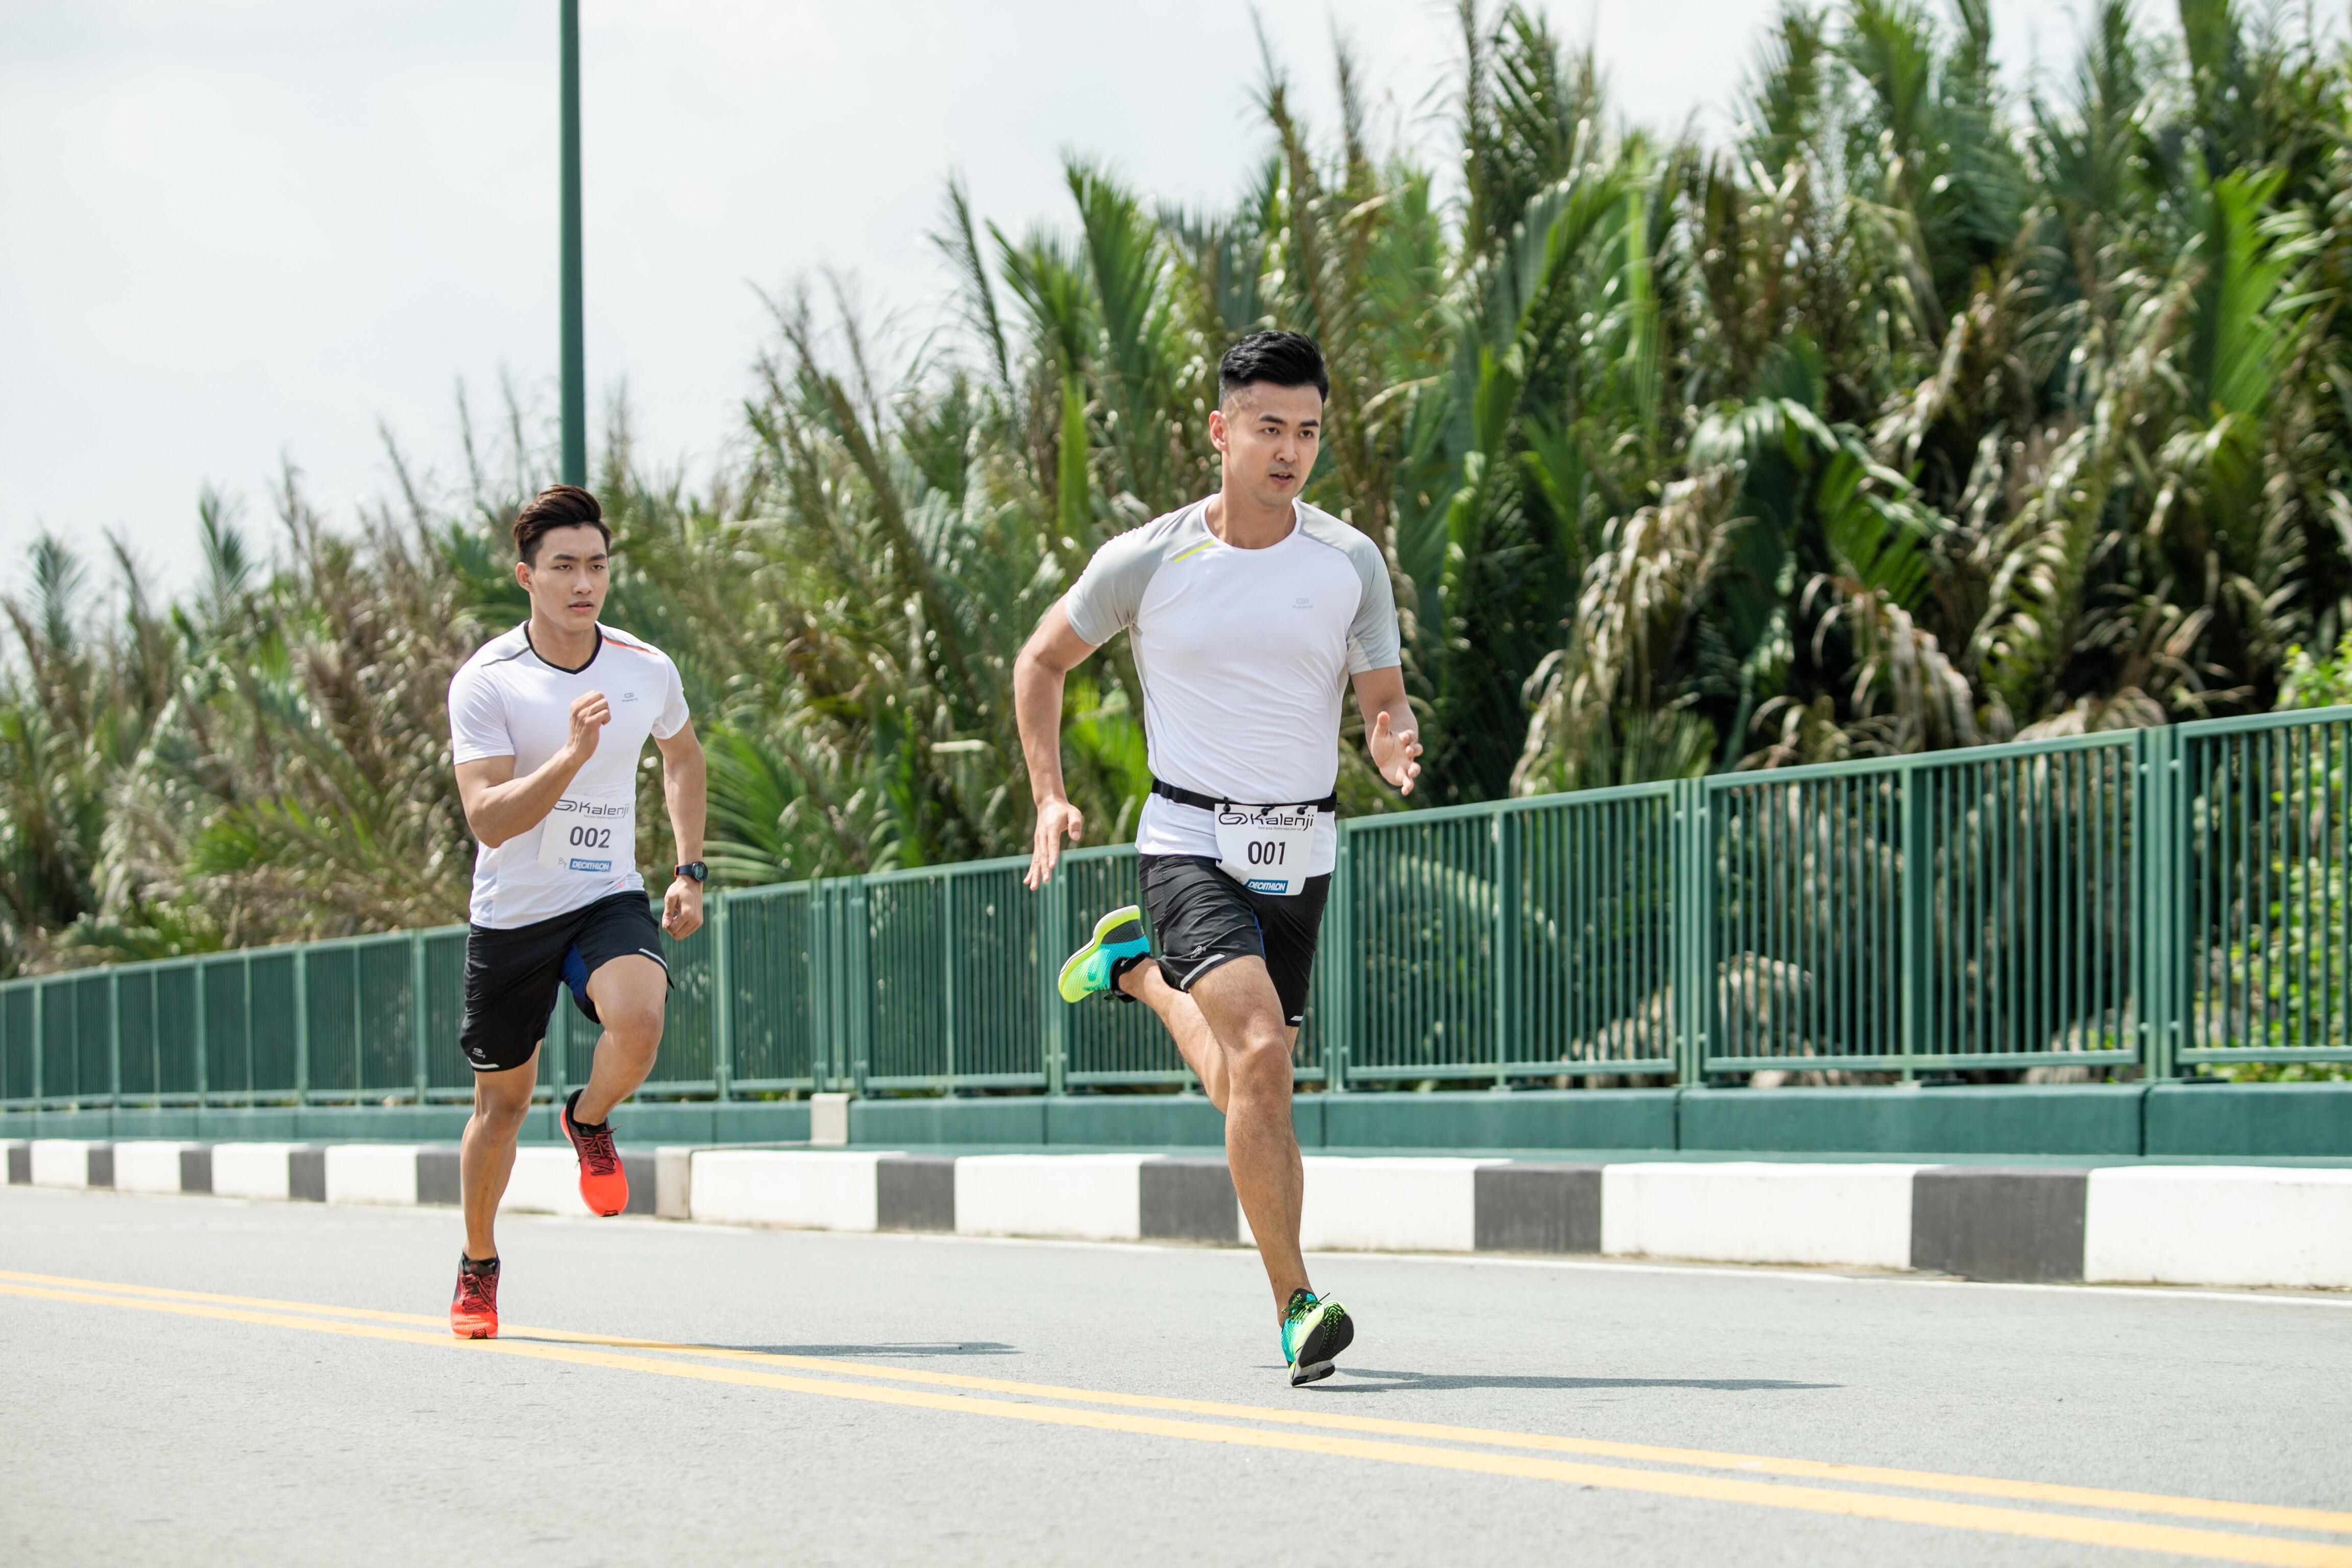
[562, 1089, 629, 1216]
[451, 1255, 499, 1339]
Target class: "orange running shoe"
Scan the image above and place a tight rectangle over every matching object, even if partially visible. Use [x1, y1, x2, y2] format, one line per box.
[562, 1089, 628, 1216]
[451, 1255, 499, 1339]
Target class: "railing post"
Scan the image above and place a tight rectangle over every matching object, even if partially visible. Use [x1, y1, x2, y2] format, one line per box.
[1040, 869, 1069, 1095]
[241, 953, 255, 1105]
[711, 890, 733, 1100]
[810, 882, 834, 1093]
[193, 961, 208, 1105]
[817, 876, 864, 1095]
[411, 932, 431, 1106]
[30, 974, 43, 1108]
[355, 942, 370, 1105]
[108, 970, 122, 1109]
[942, 873, 959, 1092]
[1672, 779, 1713, 1087]
[1320, 824, 1355, 1092]
[849, 877, 872, 1094]
[2139, 726, 2183, 1082]
[1491, 809, 1518, 1089]
[1898, 763, 1928, 1083]
[292, 945, 311, 1104]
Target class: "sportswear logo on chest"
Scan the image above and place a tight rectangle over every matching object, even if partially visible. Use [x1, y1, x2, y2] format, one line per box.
[620, 692, 639, 702]
[1292, 597, 1313, 608]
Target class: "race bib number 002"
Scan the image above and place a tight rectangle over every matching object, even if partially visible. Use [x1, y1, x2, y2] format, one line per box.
[536, 794, 633, 876]
[1214, 804, 1320, 897]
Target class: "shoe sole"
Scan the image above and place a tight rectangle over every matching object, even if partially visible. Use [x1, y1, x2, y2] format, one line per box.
[1056, 906, 1145, 1003]
[1287, 1303, 1354, 1387]
[451, 1322, 497, 1340]
[561, 1106, 628, 1218]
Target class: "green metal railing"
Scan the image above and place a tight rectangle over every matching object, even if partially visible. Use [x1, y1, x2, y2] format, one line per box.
[1697, 731, 2145, 1075]
[2173, 710, 2352, 1068]
[1336, 785, 1682, 1086]
[3, 707, 2347, 1110]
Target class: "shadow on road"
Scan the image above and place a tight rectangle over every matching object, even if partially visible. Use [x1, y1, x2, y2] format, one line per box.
[731, 1342, 1021, 1359]
[1314, 1368, 1839, 1393]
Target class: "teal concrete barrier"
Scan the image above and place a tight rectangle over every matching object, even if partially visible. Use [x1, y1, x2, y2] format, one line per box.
[1321, 1090, 1678, 1152]
[847, 1094, 1325, 1149]
[713, 1101, 813, 1145]
[2144, 1083, 2352, 1158]
[1043, 1094, 1227, 1147]
[851, 1096, 1049, 1147]
[1677, 1085, 2149, 1157]
[21, 1108, 124, 1139]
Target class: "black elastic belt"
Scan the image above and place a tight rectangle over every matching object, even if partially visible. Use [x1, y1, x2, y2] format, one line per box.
[1151, 777, 1338, 814]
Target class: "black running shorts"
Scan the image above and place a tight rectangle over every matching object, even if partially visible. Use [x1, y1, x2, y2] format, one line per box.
[1136, 854, 1331, 1028]
[458, 892, 668, 1073]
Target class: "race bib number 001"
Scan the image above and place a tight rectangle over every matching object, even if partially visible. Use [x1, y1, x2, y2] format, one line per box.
[1214, 804, 1320, 897]
[536, 795, 633, 876]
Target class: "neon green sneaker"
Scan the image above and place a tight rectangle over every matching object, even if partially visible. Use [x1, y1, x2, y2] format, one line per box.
[1057, 905, 1150, 1003]
[1281, 1288, 1353, 1386]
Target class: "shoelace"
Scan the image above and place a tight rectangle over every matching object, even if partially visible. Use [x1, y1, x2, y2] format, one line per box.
[574, 1121, 620, 1177]
[454, 1270, 496, 1313]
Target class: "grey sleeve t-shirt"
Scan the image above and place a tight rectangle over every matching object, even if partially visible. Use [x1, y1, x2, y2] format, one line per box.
[1063, 498, 1402, 869]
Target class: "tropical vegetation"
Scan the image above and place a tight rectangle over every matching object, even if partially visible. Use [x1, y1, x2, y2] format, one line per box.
[7, 0, 2352, 975]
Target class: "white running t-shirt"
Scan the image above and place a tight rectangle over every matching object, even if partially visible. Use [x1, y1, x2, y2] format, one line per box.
[447, 623, 690, 929]
[1062, 498, 1402, 873]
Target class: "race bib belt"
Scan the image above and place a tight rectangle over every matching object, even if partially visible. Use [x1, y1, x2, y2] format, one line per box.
[1154, 778, 1334, 897]
[536, 793, 633, 877]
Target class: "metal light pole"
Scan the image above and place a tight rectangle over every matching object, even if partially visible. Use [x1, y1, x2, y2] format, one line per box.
[559, 0, 586, 486]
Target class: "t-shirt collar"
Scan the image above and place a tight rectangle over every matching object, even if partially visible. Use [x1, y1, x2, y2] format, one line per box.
[523, 621, 601, 675]
[1198, 496, 1299, 551]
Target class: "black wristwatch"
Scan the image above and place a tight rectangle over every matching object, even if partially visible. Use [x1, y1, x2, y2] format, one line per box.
[673, 862, 707, 883]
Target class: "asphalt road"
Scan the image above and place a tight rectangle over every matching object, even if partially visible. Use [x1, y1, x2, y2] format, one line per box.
[3, 1185, 2348, 1567]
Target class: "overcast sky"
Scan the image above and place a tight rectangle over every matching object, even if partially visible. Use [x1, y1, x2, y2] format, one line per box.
[3, 0, 2100, 599]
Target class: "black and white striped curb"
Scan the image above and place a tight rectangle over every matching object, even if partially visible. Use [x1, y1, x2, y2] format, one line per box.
[1, 1137, 654, 1217]
[8, 1138, 2349, 1289]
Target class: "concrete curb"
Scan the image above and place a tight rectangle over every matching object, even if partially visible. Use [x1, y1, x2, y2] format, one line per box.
[1603, 1162, 1919, 1269]
[7, 1137, 2349, 1289]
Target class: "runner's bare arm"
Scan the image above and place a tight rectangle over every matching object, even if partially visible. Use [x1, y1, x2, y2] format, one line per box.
[654, 720, 707, 938]
[1351, 666, 1423, 796]
[453, 690, 609, 846]
[1015, 600, 1101, 889]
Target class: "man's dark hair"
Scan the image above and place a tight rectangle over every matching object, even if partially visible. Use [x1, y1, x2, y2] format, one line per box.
[1218, 330, 1329, 406]
[513, 484, 609, 566]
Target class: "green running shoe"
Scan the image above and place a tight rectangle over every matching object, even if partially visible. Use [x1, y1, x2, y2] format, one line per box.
[1057, 904, 1150, 1003]
[1281, 1288, 1353, 1386]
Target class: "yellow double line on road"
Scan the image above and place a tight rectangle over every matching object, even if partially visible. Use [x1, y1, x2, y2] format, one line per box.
[5, 1267, 2349, 1565]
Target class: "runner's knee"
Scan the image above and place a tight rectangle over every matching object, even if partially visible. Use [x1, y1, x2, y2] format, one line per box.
[1227, 1025, 1292, 1087]
[601, 998, 665, 1048]
[470, 1095, 531, 1136]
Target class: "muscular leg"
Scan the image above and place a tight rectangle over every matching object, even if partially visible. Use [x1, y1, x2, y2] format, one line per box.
[1126, 955, 1309, 1310]
[460, 1048, 538, 1260]
[572, 954, 668, 1124]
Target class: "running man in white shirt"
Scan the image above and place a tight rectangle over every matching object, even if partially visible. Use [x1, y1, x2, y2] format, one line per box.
[442, 484, 709, 1338]
[1015, 332, 1423, 1386]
